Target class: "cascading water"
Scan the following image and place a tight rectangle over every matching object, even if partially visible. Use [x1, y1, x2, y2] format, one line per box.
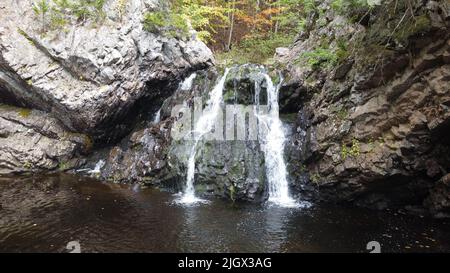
[178, 68, 231, 204]
[88, 159, 106, 175]
[180, 73, 197, 91]
[152, 108, 161, 124]
[255, 73, 306, 208]
[153, 73, 197, 126]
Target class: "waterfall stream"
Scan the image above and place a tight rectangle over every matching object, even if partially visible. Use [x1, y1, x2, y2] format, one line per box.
[255, 74, 300, 207]
[180, 73, 198, 91]
[152, 108, 161, 124]
[178, 68, 231, 204]
[176, 66, 308, 208]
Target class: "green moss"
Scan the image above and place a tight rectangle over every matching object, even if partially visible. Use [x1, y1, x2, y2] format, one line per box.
[310, 173, 321, 185]
[58, 161, 69, 171]
[195, 184, 207, 194]
[335, 106, 348, 120]
[341, 138, 361, 160]
[299, 164, 307, 173]
[222, 90, 235, 102]
[23, 161, 33, 170]
[229, 184, 236, 203]
[32, 0, 106, 33]
[297, 46, 338, 69]
[335, 37, 350, 63]
[331, 0, 373, 23]
[18, 108, 32, 118]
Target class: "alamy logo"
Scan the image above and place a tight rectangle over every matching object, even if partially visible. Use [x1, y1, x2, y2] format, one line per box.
[367, 241, 381, 253]
[171, 97, 272, 141]
[66, 241, 81, 253]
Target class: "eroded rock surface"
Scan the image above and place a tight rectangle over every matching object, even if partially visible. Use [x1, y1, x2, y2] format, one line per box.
[0, 0, 213, 142]
[96, 66, 269, 201]
[0, 104, 87, 174]
[279, 0, 450, 216]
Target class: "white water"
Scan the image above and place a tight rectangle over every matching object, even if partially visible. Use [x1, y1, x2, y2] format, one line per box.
[88, 160, 105, 175]
[178, 69, 231, 204]
[153, 74, 197, 125]
[180, 73, 197, 91]
[256, 74, 306, 208]
[152, 108, 161, 124]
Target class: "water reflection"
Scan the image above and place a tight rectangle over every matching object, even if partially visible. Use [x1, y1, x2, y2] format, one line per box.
[0, 174, 449, 253]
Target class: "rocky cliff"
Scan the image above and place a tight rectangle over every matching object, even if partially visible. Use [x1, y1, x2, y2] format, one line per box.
[0, 0, 213, 173]
[278, 0, 450, 217]
[1, 0, 449, 218]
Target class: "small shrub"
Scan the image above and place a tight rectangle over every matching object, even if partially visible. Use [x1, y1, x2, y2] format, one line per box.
[300, 47, 338, 69]
[336, 107, 348, 120]
[33, 0, 50, 32]
[32, 0, 106, 33]
[341, 138, 361, 160]
[143, 11, 189, 39]
[335, 37, 350, 62]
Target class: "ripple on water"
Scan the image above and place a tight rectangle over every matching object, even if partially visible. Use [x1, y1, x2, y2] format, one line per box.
[1, 174, 450, 253]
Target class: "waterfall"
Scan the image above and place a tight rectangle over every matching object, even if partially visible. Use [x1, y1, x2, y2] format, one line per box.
[180, 73, 197, 91]
[88, 160, 105, 175]
[178, 68, 231, 204]
[256, 73, 303, 207]
[153, 73, 197, 125]
[152, 108, 161, 124]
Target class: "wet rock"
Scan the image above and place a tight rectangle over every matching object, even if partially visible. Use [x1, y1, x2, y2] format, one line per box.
[168, 140, 266, 201]
[424, 174, 450, 218]
[94, 117, 174, 185]
[278, 0, 450, 213]
[165, 65, 269, 201]
[93, 66, 269, 201]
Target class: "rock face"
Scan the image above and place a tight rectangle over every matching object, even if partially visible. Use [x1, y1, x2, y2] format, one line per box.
[0, 0, 214, 143]
[0, 104, 88, 174]
[0, 0, 449, 217]
[424, 174, 450, 218]
[278, 0, 450, 216]
[166, 65, 272, 201]
[96, 65, 270, 201]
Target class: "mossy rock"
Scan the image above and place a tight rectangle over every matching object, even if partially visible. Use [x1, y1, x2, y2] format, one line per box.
[18, 108, 32, 118]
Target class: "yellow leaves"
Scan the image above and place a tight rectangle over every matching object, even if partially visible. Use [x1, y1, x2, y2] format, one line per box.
[260, 7, 283, 17]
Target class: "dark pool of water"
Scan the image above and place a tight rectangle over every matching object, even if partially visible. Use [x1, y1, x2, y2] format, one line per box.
[1, 174, 449, 253]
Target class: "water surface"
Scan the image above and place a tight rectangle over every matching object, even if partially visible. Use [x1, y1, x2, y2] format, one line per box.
[1, 174, 449, 253]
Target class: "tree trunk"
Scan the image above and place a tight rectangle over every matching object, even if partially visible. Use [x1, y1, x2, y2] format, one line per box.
[226, 0, 236, 52]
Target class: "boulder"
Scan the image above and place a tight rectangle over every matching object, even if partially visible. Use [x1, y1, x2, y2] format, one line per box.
[0, 104, 87, 174]
[0, 0, 214, 142]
